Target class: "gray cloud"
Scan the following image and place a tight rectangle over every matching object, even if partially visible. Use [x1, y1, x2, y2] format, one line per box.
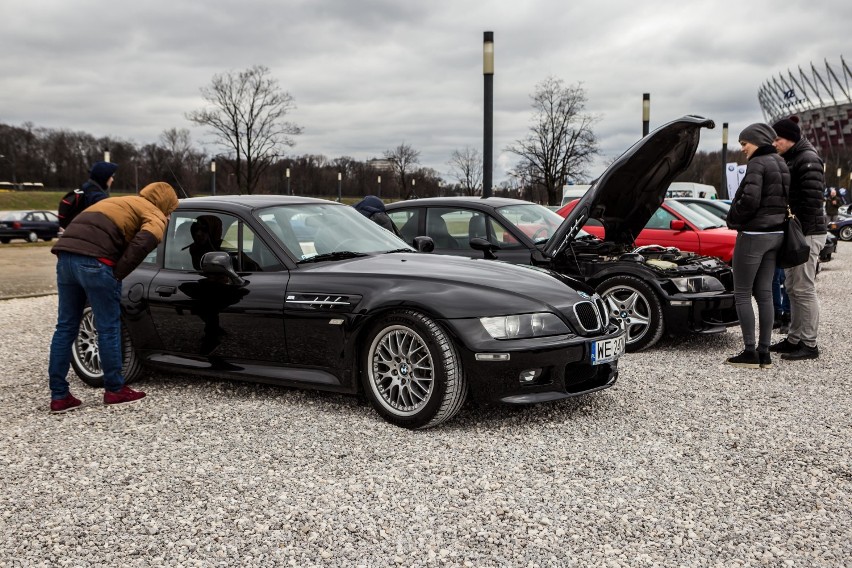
[2, 0, 849, 182]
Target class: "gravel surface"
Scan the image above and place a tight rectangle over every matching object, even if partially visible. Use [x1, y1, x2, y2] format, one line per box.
[1, 246, 850, 567]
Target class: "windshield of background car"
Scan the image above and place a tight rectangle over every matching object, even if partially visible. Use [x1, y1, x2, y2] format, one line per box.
[495, 203, 565, 243]
[664, 199, 724, 229]
[256, 203, 412, 260]
[0, 211, 25, 221]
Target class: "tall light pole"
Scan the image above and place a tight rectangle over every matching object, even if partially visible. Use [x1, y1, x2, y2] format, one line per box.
[377, 175, 382, 198]
[838, 167, 843, 186]
[104, 149, 110, 163]
[410, 178, 417, 199]
[286, 167, 291, 196]
[483, 31, 494, 199]
[337, 172, 342, 202]
[642, 93, 650, 137]
[211, 158, 216, 196]
[133, 159, 139, 193]
[720, 122, 729, 200]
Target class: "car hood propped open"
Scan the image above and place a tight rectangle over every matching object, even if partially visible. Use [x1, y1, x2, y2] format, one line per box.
[544, 115, 715, 258]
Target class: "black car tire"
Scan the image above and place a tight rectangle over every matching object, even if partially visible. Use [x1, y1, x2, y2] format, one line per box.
[597, 275, 664, 352]
[26, 231, 38, 243]
[71, 307, 142, 388]
[840, 226, 852, 241]
[43, 237, 53, 242]
[362, 310, 467, 429]
[0, 238, 9, 244]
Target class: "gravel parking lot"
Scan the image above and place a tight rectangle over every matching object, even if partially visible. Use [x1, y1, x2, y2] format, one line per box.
[1, 246, 850, 567]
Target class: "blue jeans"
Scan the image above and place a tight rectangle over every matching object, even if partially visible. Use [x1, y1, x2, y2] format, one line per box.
[48, 253, 124, 399]
[772, 267, 790, 315]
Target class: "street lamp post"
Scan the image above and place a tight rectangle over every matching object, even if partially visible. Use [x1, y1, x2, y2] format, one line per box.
[720, 122, 729, 200]
[104, 149, 110, 163]
[642, 93, 650, 137]
[410, 178, 417, 199]
[377, 175, 382, 198]
[838, 167, 843, 186]
[337, 172, 342, 202]
[211, 158, 216, 196]
[483, 31, 494, 199]
[134, 160, 139, 193]
[286, 167, 291, 196]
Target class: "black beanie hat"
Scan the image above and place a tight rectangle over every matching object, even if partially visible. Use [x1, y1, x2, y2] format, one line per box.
[738, 123, 776, 147]
[771, 116, 801, 143]
[89, 161, 118, 187]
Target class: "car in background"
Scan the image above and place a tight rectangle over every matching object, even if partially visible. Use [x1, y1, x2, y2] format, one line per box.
[827, 213, 852, 241]
[70, 195, 624, 429]
[387, 116, 738, 352]
[676, 197, 838, 262]
[558, 197, 738, 263]
[0, 210, 61, 243]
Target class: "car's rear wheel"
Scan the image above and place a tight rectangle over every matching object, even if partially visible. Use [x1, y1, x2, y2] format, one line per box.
[597, 275, 664, 352]
[362, 310, 467, 429]
[839, 226, 852, 241]
[71, 307, 142, 388]
[27, 231, 38, 243]
[0, 238, 9, 244]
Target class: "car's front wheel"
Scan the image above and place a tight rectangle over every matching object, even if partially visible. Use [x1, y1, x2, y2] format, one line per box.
[597, 275, 664, 352]
[71, 307, 142, 387]
[362, 310, 467, 429]
[839, 226, 852, 241]
[26, 231, 38, 243]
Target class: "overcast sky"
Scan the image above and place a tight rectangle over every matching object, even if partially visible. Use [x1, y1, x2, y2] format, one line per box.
[1, 0, 850, 183]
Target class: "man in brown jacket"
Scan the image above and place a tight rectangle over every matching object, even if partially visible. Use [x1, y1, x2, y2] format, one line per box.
[47, 182, 179, 413]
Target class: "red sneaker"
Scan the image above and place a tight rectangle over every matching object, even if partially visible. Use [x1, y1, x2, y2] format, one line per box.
[50, 393, 82, 414]
[104, 386, 146, 406]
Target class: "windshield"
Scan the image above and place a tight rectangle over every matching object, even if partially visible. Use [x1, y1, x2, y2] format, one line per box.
[255, 203, 412, 261]
[495, 203, 566, 243]
[681, 201, 729, 222]
[664, 199, 724, 229]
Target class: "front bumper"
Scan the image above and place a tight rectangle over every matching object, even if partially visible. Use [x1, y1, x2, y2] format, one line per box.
[443, 319, 623, 405]
[663, 292, 738, 335]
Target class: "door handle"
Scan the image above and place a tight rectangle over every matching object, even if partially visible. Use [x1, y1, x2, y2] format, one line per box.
[155, 285, 177, 297]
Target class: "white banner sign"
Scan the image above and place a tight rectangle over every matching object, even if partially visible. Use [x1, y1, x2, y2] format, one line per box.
[726, 162, 747, 198]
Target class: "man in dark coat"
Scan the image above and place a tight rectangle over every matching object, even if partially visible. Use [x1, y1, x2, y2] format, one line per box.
[81, 161, 117, 206]
[353, 195, 402, 237]
[769, 116, 827, 360]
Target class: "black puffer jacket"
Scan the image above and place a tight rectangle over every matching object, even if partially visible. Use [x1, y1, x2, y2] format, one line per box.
[781, 138, 827, 235]
[726, 146, 789, 232]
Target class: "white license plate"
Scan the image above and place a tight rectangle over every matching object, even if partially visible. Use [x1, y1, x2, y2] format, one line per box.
[591, 333, 626, 365]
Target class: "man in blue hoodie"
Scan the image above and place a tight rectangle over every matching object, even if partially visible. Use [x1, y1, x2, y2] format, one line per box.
[82, 161, 117, 205]
[353, 195, 401, 237]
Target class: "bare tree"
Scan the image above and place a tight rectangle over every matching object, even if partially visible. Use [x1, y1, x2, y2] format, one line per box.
[186, 65, 302, 194]
[448, 147, 483, 196]
[383, 142, 420, 198]
[506, 76, 599, 205]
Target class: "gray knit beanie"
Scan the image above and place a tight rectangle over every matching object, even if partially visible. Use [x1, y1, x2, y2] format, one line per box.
[738, 123, 776, 147]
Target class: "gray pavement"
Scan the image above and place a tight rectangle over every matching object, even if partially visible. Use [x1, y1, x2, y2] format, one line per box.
[0, 243, 57, 299]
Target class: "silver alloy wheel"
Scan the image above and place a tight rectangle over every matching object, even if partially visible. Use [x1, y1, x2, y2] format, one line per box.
[73, 308, 103, 378]
[840, 226, 852, 241]
[602, 285, 651, 345]
[27, 231, 38, 242]
[367, 324, 434, 416]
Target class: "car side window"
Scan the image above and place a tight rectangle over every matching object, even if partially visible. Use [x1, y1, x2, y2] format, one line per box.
[388, 209, 420, 245]
[164, 212, 280, 272]
[425, 208, 465, 250]
[645, 208, 676, 229]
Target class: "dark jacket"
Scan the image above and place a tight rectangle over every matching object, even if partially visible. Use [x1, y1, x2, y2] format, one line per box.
[353, 195, 402, 237]
[80, 179, 110, 208]
[825, 193, 841, 216]
[780, 138, 827, 235]
[53, 182, 179, 280]
[726, 146, 789, 232]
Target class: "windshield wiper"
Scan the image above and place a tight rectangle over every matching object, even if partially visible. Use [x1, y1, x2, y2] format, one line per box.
[383, 248, 414, 254]
[298, 251, 368, 264]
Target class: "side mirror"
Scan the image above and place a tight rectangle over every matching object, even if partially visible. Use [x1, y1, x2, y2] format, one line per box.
[199, 251, 246, 286]
[470, 237, 501, 260]
[413, 236, 435, 253]
[670, 219, 687, 231]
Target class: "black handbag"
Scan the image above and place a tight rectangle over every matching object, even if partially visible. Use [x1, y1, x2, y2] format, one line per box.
[777, 207, 809, 268]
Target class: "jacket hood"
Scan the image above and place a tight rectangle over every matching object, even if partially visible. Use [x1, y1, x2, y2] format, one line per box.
[353, 195, 387, 217]
[140, 182, 179, 216]
[544, 115, 714, 257]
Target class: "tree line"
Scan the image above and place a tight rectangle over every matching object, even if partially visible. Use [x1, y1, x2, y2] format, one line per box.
[2, 64, 773, 204]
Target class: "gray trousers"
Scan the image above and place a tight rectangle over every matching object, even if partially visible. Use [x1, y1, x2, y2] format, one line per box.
[732, 232, 784, 352]
[784, 233, 826, 348]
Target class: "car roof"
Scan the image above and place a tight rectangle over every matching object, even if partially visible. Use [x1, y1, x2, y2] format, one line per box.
[177, 195, 340, 212]
[387, 196, 531, 209]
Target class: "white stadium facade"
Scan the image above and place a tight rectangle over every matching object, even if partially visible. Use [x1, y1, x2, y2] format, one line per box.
[758, 56, 851, 187]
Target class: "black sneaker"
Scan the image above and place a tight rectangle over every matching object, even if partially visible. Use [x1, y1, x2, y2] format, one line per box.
[781, 344, 819, 361]
[769, 338, 798, 353]
[725, 349, 760, 368]
[758, 351, 772, 369]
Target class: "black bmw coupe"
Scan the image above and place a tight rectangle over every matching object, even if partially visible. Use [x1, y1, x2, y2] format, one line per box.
[71, 196, 625, 428]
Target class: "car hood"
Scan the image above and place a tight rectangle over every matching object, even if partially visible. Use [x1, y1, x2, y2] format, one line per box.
[544, 115, 715, 257]
[294, 252, 597, 320]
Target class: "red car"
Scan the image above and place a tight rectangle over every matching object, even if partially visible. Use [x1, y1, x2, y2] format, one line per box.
[557, 198, 737, 262]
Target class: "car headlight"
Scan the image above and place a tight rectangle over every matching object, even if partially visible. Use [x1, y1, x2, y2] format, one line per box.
[479, 312, 570, 339]
[828, 223, 837, 229]
[670, 275, 724, 293]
